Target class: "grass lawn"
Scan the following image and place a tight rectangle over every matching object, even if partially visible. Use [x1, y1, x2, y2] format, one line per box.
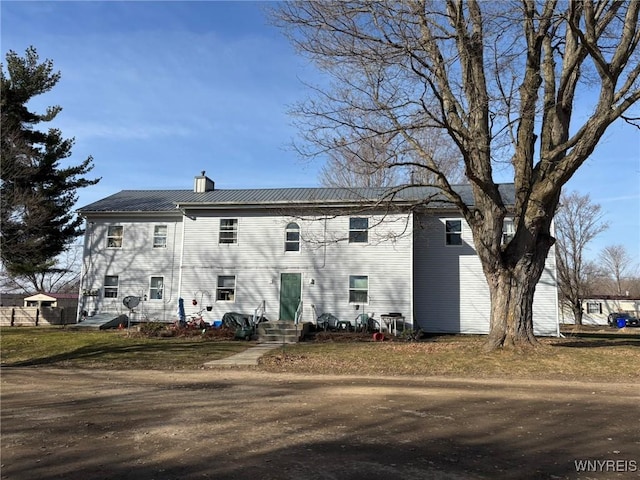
[0, 327, 251, 370]
[1, 327, 638, 381]
[259, 334, 640, 382]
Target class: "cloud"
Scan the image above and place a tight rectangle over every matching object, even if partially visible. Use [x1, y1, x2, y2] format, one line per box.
[598, 194, 640, 203]
[59, 121, 194, 141]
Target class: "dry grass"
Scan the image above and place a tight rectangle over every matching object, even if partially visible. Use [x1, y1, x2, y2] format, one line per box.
[0, 327, 250, 370]
[2, 327, 638, 381]
[260, 335, 640, 382]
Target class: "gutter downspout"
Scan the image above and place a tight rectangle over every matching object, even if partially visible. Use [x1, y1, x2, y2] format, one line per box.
[177, 209, 188, 301]
[76, 218, 92, 323]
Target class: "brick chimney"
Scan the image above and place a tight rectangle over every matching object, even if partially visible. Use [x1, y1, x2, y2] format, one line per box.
[194, 171, 215, 193]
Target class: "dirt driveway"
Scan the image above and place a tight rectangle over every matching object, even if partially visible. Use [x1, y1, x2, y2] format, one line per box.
[1, 368, 638, 480]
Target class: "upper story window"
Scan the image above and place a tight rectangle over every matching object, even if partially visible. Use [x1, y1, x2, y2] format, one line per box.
[219, 219, 238, 244]
[285, 223, 300, 252]
[149, 276, 163, 300]
[104, 275, 119, 298]
[445, 220, 462, 246]
[153, 225, 167, 248]
[349, 275, 369, 304]
[217, 275, 236, 301]
[502, 218, 515, 245]
[107, 226, 123, 248]
[349, 217, 368, 243]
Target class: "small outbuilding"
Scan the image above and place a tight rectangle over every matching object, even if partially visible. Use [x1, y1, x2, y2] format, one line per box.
[24, 293, 79, 310]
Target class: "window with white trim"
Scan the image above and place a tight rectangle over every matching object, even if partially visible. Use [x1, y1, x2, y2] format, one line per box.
[219, 219, 238, 244]
[349, 217, 368, 243]
[349, 275, 369, 304]
[445, 220, 462, 246]
[153, 225, 167, 248]
[586, 302, 602, 314]
[217, 275, 236, 301]
[502, 218, 515, 245]
[104, 275, 119, 298]
[149, 277, 164, 300]
[107, 226, 123, 248]
[285, 222, 300, 252]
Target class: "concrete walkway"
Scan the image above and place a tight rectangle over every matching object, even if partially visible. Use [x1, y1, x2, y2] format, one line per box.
[203, 343, 281, 367]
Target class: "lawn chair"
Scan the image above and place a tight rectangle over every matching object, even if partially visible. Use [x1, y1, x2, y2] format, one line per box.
[316, 313, 339, 331]
[355, 313, 377, 332]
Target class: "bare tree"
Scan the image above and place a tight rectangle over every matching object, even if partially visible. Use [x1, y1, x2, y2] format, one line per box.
[555, 192, 608, 325]
[320, 133, 402, 187]
[600, 245, 634, 295]
[273, 1, 640, 349]
[320, 128, 465, 187]
[0, 244, 83, 294]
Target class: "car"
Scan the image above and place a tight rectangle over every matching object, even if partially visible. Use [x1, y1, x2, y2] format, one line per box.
[607, 312, 640, 328]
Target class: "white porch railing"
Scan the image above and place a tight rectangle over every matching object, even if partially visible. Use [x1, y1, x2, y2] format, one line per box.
[252, 300, 266, 326]
[295, 300, 303, 325]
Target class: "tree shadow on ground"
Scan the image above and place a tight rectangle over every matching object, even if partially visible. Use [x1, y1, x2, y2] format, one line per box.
[2, 370, 637, 480]
[0, 341, 244, 367]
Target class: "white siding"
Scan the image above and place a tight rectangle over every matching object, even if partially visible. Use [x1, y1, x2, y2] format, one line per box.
[79, 205, 558, 335]
[79, 216, 183, 321]
[179, 210, 414, 326]
[413, 213, 558, 336]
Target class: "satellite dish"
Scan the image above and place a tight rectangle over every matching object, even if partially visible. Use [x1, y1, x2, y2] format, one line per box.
[123, 296, 141, 310]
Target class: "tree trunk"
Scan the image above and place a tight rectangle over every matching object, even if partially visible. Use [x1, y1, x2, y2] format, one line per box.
[571, 301, 584, 326]
[485, 238, 553, 350]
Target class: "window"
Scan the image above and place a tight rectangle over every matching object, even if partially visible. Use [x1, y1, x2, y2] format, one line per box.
[153, 225, 167, 248]
[587, 302, 601, 314]
[285, 222, 300, 252]
[349, 217, 368, 243]
[104, 275, 119, 298]
[445, 220, 462, 246]
[219, 219, 238, 244]
[149, 277, 163, 300]
[107, 226, 123, 248]
[349, 275, 369, 304]
[502, 218, 515, 245]
[217, 275, 236, 301]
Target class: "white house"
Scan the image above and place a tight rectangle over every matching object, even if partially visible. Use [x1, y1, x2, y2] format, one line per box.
[560, 295, 640, 326]
[76, 172, 559, 336]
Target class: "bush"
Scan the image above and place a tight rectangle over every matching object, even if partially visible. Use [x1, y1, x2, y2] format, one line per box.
[138, 322, 168, 337]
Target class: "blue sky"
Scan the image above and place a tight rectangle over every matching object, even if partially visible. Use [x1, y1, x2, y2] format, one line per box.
[2, 1, 639, 267]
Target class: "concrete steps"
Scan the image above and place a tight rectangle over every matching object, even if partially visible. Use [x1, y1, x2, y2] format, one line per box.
[256, 321, 309, 343]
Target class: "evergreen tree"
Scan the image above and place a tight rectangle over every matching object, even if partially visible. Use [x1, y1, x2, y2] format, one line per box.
[1, 47, 99, 291]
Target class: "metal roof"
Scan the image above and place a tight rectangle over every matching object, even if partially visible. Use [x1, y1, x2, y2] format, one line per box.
[77, 184, 515, 214]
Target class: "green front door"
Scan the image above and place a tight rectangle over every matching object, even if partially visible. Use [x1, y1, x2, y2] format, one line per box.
[279, 273, 301, 321]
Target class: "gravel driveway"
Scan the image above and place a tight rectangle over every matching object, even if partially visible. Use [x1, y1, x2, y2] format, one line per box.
[1, 368, 638, 479]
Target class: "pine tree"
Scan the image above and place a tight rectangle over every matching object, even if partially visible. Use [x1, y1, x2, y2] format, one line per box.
[1, 47, 100, 290]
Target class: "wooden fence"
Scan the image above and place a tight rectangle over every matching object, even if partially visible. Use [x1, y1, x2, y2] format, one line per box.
[0, 307, 76, 327]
